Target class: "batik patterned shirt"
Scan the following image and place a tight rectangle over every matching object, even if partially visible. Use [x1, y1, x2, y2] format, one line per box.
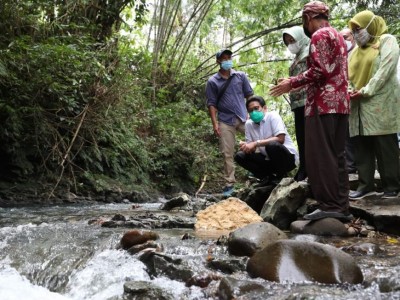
[290, 25, 350, 117]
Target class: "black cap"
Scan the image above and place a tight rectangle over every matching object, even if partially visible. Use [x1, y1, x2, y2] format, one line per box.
[216, 49, 233, 59]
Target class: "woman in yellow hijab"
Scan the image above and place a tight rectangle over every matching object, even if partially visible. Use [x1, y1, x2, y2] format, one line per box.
[348, 11, 400, 200]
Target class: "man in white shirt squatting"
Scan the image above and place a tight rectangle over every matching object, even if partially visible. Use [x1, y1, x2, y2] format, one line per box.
[235, 95, 299, 186]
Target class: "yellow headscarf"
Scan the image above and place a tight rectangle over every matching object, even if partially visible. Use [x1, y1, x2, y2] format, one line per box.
[348, 10, 388, 90]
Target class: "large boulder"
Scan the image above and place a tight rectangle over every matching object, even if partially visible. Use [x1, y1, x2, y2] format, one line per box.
[227, 222, 287, 257]
[247, 240, 363, 284]
[195, 197, 263, 231]
[260, 178, 309, 230]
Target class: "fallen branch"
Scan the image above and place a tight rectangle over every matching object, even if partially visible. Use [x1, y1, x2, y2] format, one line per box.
[195, 174, 208, 198]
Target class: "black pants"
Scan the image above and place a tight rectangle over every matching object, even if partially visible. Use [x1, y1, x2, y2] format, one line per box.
[234, 141, 296, 179]
[345, 125, 357, 173]
[293, 106, 307, 181]
[305, 113, 349, 213]
[353, 134, 400, 193]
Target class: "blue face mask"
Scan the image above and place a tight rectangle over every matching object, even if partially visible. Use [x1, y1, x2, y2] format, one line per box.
[249, 110, 264, 123]
[221, 60, 233, 70]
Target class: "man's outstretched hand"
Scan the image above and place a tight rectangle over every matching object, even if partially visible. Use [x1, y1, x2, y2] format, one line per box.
[269, 78, 292, 97]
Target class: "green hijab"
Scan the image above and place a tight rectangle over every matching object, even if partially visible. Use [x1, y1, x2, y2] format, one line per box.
[348, 10, 388, 90]
[282, 26, 310, 62]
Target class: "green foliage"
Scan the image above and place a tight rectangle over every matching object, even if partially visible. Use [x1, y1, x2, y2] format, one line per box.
[1, 0, 400, 198]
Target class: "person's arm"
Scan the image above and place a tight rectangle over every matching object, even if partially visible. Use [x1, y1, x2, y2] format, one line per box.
[207, 106, 220, 136]
[257, 134, 285, 146]
[360, 35, 399, 97]
[290, 32, 332, 89]
[240, 134, 285, 154]
[270, 31, 335, 97]
[205, 80, 220, 136]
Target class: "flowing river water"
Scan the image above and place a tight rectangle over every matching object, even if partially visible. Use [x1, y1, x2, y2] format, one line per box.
[1, 202, 400, 299]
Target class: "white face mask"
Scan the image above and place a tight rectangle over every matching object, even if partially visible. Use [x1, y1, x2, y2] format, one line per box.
[288, 42, 301, 54]
[354, 15, 376, 47]
[345, 40, 354, 52]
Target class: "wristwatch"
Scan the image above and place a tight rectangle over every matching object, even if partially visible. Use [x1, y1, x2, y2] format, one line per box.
[256, 140, 260, 147]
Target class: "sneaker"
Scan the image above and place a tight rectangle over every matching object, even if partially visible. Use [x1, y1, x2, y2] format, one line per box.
[247, 172, 256, 179]
[222, 185, 234, 197]
[304, 209, 353, 221]
[382, 191, 399, 199]
[349, 190, 377, 200]
[254, 177, 271, 188]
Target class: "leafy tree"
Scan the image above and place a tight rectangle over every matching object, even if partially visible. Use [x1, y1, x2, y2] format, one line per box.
[0, 0, 399, 198]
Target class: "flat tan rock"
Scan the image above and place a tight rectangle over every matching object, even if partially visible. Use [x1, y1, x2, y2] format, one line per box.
[195, 197, 263, 231]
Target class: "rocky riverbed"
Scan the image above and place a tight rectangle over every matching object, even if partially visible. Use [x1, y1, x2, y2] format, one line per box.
[1, 174, 400, 299]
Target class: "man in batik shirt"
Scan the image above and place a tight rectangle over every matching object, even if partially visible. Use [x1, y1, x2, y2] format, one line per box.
[270, 1, 352, 221]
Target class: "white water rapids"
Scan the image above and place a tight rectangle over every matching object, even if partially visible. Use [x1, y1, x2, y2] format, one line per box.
[0, 204, 203, 300]
[2, 203, 400, 300]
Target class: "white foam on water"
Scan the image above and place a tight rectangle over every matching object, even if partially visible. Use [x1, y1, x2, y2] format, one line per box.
[0, 267, 70, 300]
[65, 249, 150, 300]
[152, 276, 187, 297]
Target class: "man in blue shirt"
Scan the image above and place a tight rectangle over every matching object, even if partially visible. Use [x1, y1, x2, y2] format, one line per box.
[206, 49, 253, 196]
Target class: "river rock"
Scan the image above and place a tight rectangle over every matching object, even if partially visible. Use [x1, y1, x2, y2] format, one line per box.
[237, 184, 276, 214]
[102, 212, 195, 229]
[247, 240, 363, 284]
[350, 196, 400, 236]
[218, 276, 267, 300]
[342, 242, 384, 256]
[290, 218, 349, 236]
[227, 222, 287, 257]
[123, 281, 173, 300]
[120, 229, 159, 250]
[160, 193, 191, 211]
[195, 197, 263, 231]
[207, 257, 248, 274]
[260, 178, 309, 230]
[138, 251, 194, 282]
[127, 240, 163, 255]
[186, 272, 222, 287]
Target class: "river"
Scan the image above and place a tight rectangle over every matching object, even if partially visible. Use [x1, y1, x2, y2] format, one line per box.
[1, 203, 400, 299]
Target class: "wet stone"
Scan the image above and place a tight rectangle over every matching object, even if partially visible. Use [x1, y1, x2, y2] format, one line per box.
[138, 251, 195, 282]
[227, 222, 287, 257]
[342, 242, 384, 256]
[160, 193, 191, 211]
[290, 218, 349, 236]
[185, 272, 222, 287]
[247, 240, 364, 284]
[120, 229, 159, 250]
[207, 257, 248, 274]
[218, 276, 267, 300]
[123, 281, 174, 300]
[126, 240, 162, 255]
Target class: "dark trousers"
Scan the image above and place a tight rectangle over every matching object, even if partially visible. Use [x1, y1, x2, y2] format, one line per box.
[345, 125, 357, 173]
[305, 113, 349, 213]
[353, 134, 400, 193]
[234, 141, 296, 179]
[293, 106, 307, 181]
